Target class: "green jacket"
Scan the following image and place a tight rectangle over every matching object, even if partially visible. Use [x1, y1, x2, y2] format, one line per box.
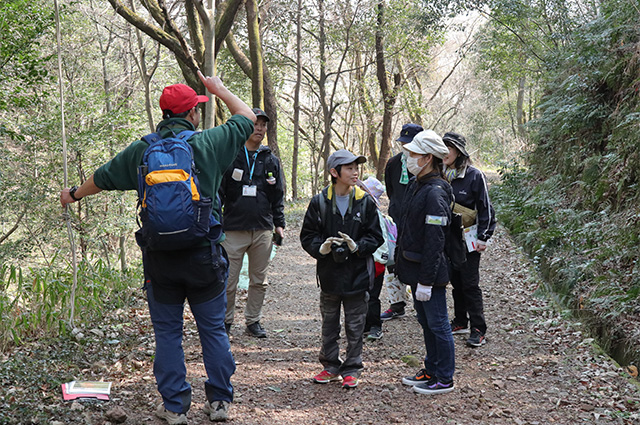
[93, 115, 254, 222]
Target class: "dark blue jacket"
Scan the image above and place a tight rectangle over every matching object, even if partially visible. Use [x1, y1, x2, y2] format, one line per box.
[384, 152, 414, 227]
[448, 165, 496, 242]
[300, 185, 384, 296]
[219, 145, 286, 231]
[396, 172, 453, 290]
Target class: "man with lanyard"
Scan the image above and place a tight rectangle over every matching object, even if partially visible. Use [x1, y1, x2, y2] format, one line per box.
[220, 108, 286, 338]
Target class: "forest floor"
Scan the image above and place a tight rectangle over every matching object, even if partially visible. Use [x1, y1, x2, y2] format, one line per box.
[3, 221, 640, 424]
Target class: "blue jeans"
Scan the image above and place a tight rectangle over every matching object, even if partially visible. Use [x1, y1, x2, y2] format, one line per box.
[413, 286, 455, 382]
[146, 283, 236, 414]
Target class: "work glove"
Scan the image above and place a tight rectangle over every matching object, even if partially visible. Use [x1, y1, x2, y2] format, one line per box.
[319, 237, 343, 255]
[415, 284, 432, 302]
[337, 231, 358, 252]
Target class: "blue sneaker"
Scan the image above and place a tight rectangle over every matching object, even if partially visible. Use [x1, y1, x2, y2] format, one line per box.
[413, 378, 454, 395]
[380, 308, 405, 321]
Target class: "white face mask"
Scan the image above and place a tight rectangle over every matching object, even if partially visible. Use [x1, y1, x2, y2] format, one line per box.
[406, 156, 426, 176]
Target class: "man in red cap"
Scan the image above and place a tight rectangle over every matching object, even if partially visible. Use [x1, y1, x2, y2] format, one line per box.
[159, 83, 211, 118]
[60, 71, 256, 424]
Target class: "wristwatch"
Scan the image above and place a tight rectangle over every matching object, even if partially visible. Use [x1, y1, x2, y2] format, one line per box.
[69, 186, 83, 201]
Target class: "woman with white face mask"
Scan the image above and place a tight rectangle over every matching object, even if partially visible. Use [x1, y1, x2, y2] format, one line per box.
[395, 130, 457, 395]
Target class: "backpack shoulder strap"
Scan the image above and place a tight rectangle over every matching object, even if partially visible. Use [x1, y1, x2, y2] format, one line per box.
[140, 132, 161, 145]
[318, 194, 327, 225]
[175, 130, 197, 141]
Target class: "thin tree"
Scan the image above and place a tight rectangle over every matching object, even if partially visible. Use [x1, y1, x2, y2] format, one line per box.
[291, 0, 303, 199]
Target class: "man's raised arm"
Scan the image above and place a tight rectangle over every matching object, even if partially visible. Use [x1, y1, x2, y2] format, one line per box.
[198, 71, 256, 123]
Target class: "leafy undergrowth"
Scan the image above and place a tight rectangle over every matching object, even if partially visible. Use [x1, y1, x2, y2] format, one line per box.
[0, 291, 153, 424]
[491, 162, 640, 366]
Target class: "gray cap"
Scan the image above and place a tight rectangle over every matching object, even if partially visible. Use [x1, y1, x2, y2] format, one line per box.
[327, 149, 366, 170]
[252, 107, 270, 122]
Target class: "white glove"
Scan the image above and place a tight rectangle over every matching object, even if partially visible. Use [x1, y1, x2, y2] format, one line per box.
[337, 231, 358, 252]
[415, 284, 432, 302]
[319, 237, 343, 255]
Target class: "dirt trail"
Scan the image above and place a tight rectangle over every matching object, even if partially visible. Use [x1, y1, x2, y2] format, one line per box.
[168, 223, 640, 424]
[7, 222, 640, 424]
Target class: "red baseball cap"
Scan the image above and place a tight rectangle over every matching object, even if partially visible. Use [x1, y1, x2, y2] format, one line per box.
[159, 84, 209, 115]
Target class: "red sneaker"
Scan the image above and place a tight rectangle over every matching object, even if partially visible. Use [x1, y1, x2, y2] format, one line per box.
[342, 375, 358, 389]
[313, 370, 341, 384]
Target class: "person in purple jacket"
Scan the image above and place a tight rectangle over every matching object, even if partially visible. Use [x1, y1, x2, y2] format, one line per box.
[442, 132, 497, 348]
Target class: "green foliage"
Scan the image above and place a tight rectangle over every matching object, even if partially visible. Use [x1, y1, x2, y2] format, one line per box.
[497, 2, 640, 366]
[0, 0, 53, 108]
[0, 259, 142, 351]
[493, 159, 640, 362]
[530, 0, 640, 209]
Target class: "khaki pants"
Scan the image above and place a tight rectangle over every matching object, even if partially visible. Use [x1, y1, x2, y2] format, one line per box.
[222, 229, 272, 326]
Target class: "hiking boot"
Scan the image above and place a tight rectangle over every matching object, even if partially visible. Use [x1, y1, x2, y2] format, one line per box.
[224, 323, 231, 335]
[366, 327, 383, 341]
[380, 308, 405, 321]
[450, 320, 470, 335]
[413, 378, 454, 395]
[313, 369, 341, 384]
[246, 322, 267, 338]
[342, 375, 358, 389]
[401, 368, 432, 386]
[467, 328, 486, 347]
[155, 404, 187, 425]
[203, 400, 229, 422]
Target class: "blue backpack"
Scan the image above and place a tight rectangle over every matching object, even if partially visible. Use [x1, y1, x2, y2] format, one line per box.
[135, 129, 222, 250]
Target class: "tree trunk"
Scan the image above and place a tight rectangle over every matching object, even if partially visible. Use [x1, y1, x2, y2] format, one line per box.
[246, 0, 264, 110]
[516, 75, 526, 138]
[354, 51, 379, 167]
[291, 0, 302, 199]
[129, 0, 158, 132]
[375, 1, 402, 181]
[225, 31, 280, 157]
[318, 0, 332, 186]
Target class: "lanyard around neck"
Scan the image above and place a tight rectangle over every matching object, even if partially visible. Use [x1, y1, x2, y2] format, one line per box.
[244, 147, 258, 181]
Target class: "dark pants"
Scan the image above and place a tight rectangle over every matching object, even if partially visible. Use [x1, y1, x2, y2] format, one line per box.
[365, 272, 384, 332]
[144, 245, 235, 414]
[450, 251, 486, 334]
[319, 291, 368, 378]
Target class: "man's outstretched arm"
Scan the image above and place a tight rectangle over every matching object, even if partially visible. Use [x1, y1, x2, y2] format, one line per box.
[60, 175, 103, 207]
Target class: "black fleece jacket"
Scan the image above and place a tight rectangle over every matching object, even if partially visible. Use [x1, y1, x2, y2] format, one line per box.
[219, 145, 285, 231]
[300, 185, 384, 296]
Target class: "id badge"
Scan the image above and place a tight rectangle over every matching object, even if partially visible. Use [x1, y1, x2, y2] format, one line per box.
[242, 185, 257, 197]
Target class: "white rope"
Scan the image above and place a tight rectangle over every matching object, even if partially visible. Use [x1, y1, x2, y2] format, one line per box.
[54, 0, 79, 328]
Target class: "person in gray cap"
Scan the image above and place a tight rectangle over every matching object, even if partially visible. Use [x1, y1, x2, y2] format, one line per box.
[300, 149, 384, 389]
[381, 123, 423, 321]
[442, 131, 496, 348]
[219, 107, 286, 338]
[396, 130, 457, 395]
